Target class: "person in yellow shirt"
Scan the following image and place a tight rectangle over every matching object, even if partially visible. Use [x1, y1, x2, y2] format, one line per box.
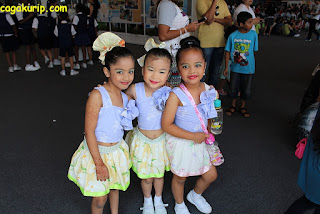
[196, 0, 232, 89]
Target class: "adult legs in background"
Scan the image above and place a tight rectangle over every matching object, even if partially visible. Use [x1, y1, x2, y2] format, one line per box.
[307, 19, 320, 40]
[202, 47, 224, 87]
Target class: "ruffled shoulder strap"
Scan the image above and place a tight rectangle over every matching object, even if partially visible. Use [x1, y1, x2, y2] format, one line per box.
[94, 87, 111, 107]
[121, 99, 139, 130]
[152, 86, 171, 111]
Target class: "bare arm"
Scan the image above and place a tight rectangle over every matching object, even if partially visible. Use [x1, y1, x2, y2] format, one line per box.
[202, 0, 217, 23]
[158, 21, 202, 42]
[125, 83, 137, 100]
[12, 25, 18, 37]
[85, 90, 109, 181]
[161, 92, 209, 143]
[213, 15, 232, 26]
[89, 4, 94, 16]
[223, 51, 230, 77]
[19, 13, 34, 25]
[252, 17, 262, 25]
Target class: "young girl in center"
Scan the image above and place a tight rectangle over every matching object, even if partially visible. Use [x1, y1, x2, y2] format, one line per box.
[125, 43, 172, 214]
[67, 32, 138, 214]
[162, 36, 219, 214]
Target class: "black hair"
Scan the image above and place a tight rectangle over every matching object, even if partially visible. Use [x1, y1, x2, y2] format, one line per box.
[76, 3, 86, 13]
[144, 48, 172, 66]
[91, 0, 100, 19]
[176, 36, 205, 64]
[311, 117, 320, 154]
[237, 11, 253, 25]
[84, 6, 90, 16]
[59, 12, 68, 21]
[104, 46, 134, 70]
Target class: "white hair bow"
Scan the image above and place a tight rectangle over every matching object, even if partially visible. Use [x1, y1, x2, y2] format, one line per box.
[92, 32, 125, 65]
[137, 38, 166, 67]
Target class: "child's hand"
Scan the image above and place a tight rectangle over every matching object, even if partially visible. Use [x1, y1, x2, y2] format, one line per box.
[193, 132, 210, 144]
[223, 69, 228, 78]
[96, 164, 109, 181]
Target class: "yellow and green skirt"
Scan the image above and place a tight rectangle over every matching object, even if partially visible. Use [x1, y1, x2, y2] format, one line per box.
[125, 127, 170, 179]
[67, 138, 131, 197]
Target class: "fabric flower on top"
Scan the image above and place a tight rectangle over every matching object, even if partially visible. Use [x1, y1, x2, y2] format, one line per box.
[137, 38, 166, 67]
[152, 86, 171, 111]
[92, 32, 125, 65]
[121, 100, 139, 130]
[198, 88, 218, 119]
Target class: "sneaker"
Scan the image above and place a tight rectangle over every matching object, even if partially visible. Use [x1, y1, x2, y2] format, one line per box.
[187, 191, 212, 214]
[174, 203, 190, 214]
[34, 61, 41, 69]
[294, 34, 300, 38]
[53, 59, 61, 65]
[87, 60, 94, 65]
[74, 63, 80, 70]
[155, 203, 168, 214]
[140, 203, 155, 214]
[60, 70, 66, 76]
[70, 69, 79, 76]
[8, 67, 14, 73]
[305, 38, 311, 42]
[65, 62, 71, 68]
[44, 56, 50, 64]
[13, 64, 21, 71]
[25, 64, 39, 71]
[82, 62, 87, 68]
[218, 89, 227, 96]
[48, 62, 53, 68]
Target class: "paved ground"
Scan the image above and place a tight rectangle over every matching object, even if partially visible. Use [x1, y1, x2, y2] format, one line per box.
[0, 33, 319, 214]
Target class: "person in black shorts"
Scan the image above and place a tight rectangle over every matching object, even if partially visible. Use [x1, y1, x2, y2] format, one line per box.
[32, 14, 54, 68]
[0, 2, 21, 73]
[54, 12, 78, 76]
[15, 0, 40, 71]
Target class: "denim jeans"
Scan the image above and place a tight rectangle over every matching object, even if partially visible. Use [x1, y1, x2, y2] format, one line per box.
[201, 47, 224, 87]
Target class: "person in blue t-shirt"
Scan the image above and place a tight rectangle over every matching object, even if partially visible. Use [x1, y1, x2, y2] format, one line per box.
[224, 11, 258, 118]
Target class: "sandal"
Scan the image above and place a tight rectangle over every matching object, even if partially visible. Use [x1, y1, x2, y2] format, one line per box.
[239, 108, 250, 118]
[226, 106, 236, 116]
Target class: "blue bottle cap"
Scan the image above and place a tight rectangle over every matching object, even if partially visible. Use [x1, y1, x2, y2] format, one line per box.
[214, 99, 221, 109]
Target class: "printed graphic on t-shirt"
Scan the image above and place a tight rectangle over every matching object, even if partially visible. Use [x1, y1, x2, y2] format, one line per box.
[232, 39, 251, 66]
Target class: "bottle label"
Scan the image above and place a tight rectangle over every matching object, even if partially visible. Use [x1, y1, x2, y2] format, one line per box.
[211, 118, 222, 129]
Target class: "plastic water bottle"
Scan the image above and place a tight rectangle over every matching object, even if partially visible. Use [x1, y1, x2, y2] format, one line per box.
[211, 99, 223, 135]
[205, 140, 224, 166]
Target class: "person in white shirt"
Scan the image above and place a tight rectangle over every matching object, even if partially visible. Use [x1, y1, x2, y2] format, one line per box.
[306, 0, 320, 41]
[233, 0, 262, 31]
[32, 14, 54, 68]
[0, 3, 21, 73]
[15, 0, 40, 71]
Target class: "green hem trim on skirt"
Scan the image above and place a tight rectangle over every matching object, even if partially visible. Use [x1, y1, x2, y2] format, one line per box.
[67, 174, 130, 197]
[132, 165, 170, 179]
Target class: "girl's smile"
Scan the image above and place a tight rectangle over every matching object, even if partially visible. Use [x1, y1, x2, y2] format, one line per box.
[178, 48, 206, 84]
[142, 56, 171, 90]
[188, 75, 198, 80]
[104, 57, 135, 91]
[150, 80, 160, 84]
